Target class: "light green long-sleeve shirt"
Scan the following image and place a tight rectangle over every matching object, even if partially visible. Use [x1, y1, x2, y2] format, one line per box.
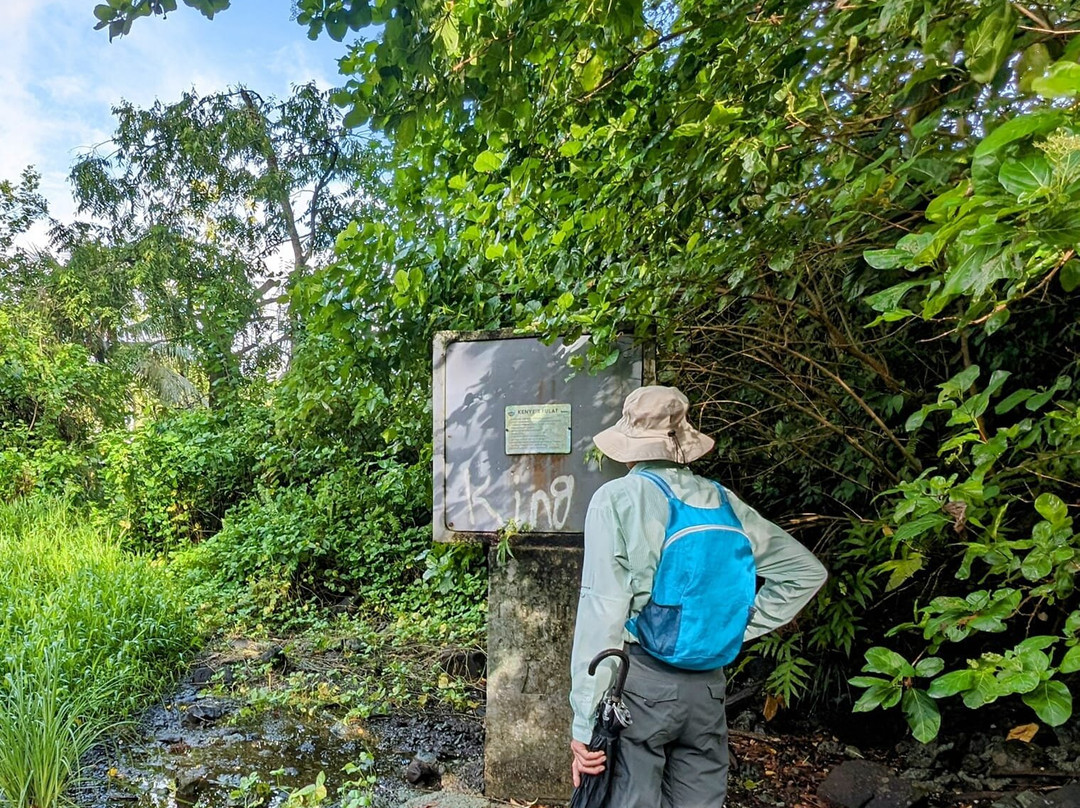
[569, 460, 828, 742]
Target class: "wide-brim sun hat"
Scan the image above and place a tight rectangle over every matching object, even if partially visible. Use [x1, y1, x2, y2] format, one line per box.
[593, 386, 714, 464]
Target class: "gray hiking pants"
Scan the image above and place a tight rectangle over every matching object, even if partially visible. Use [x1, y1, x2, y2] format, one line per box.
[608, 646, 729, 808]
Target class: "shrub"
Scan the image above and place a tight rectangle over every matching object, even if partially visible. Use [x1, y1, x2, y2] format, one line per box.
[0, 308, 126, 501]
[96, 401, 270, 551]
[173, 455, 439, 628]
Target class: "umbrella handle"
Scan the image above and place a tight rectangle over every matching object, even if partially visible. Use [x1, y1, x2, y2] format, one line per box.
[587, 648, 630, 698]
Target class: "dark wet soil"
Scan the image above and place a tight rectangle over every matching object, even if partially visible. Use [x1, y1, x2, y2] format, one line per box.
[70, 641, 1079, 808]
[72, 642, 484, 808]
[724, 706, 1080, 808]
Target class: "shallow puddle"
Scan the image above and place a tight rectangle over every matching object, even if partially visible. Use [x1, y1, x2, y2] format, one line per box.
[74, 678, 484, 808]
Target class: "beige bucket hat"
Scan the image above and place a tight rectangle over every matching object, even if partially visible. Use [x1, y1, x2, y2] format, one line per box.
[593, 386, 714, 464]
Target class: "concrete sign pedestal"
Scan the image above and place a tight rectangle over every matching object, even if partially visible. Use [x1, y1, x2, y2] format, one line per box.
[485, 546, 583, 801]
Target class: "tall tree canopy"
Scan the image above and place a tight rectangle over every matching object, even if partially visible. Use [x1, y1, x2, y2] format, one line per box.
[60, 83, 387, 404]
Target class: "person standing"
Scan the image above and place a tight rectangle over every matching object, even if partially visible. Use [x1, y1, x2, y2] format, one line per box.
[569, 386, 827, 806]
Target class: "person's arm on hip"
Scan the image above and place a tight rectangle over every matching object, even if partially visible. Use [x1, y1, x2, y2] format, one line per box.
[728, 490, 828, 641]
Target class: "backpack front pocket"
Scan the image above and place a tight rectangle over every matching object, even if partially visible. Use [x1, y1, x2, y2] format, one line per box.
[636, 601, 682, 658]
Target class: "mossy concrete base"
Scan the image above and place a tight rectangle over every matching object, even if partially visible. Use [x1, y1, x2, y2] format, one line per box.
[485, 545, 583, 801]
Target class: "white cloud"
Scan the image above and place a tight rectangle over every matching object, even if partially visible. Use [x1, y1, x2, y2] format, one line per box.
[1, 0, 344, 250]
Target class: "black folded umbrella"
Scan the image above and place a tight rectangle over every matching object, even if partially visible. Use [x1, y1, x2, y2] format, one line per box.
[570, 648, 633, 808]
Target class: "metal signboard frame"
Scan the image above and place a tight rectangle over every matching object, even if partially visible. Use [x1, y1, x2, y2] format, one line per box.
[433, 330, 653, 544]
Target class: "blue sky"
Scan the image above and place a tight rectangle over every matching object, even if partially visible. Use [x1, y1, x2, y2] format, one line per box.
[0, 1, 349, 244]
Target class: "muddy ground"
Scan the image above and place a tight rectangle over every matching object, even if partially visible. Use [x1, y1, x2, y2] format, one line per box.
[73, 639, 485, 808]
[72, 640, 1079, 808]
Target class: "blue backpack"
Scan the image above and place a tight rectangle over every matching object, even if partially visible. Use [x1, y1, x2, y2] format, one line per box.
[625, 471, 757, 671]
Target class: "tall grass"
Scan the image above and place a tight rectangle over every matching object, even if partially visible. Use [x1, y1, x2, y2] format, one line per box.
[0, 498, 196, 808]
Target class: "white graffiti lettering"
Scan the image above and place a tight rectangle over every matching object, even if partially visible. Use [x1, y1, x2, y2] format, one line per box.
[464, 466, 502, 528]
[465, 470, 577, 531]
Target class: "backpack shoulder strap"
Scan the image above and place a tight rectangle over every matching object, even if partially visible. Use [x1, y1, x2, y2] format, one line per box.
[711, 481, 729, 506]
[636, 470, 677, 501]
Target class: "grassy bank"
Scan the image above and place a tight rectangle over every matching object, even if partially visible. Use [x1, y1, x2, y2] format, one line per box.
[0, 498, 196, 808]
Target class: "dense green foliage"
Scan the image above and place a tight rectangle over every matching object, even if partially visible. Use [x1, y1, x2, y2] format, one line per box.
[289, 0, 1080, 740]
[0, 79, 482, 631]
[58, 0, 1080, 743]
[0, 498, 194, 808]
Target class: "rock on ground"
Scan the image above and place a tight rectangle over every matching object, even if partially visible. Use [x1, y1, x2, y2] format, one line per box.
[992, 784, 1080, 808]
[819, 759, 924, 808]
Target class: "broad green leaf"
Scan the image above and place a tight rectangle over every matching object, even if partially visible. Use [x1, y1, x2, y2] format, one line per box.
[940, 365, 980, 398]
[1060, 260, 1080, 293]
[914, 657, 945, 678]
[895, 231, 936, 260]
[397, 113, 416, 147]
[972, 111, 1065, 188]
[876, 0, 916, 34]
[924, 182, 972, 223]
[1026, 376, 1070, 411]
[880, 554, 924, 592]
[984, 308, 1010, 336]
[1038, 209, 1080, 246]
[559, 141, 583, 158]
[928, 669, 974, 698]
[994, 388, 1033, 414]
[997, 670, 1040, 695]
[595, 347, 621, 371]
[1035, 493, 1068, 527]
[1019, 548, 1054, 578]
[1019, 647, 1052, 672]
[849, 676, 891, 688]
[1022, 680, 1073, 726]
[1016, 637, 1057, 654]
[964, 2, 1018, 83]
[893, 513, 949, 543]
[864, 646, 916, 677]
[985, 369, 1011, 397]
[94, 4, 115, 21]
[1017, 43, 1052, 94]
[1059, 646, 1080, 674]
[1032, 61, 1080, 98]
[998, 155, 1052, 199]
[437, 18, 460, 56]
[325, 10, 348, 41]
[941, 246, 1012, 299]
[902, 688, 941, 742]
[905, 404, 941, 432]
[963, 667, 1003, 707]
[853, 682, 898, 712]
[864, 249, 910, 269]
[672, 122, 706, 138]
[343, 106, 366, 129]
[347, 3, 372, 27]
[581, 58, 604, 92]
[707, 103, 742, 126]
[473, 150, 506, 173]
[865, 281, 925, 312]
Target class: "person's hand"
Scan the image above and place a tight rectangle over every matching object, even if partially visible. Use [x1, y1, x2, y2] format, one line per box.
[571, 739, 607, 787]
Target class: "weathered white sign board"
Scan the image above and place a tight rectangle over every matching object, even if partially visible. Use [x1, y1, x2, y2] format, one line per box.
[433, 332, 646, 541]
